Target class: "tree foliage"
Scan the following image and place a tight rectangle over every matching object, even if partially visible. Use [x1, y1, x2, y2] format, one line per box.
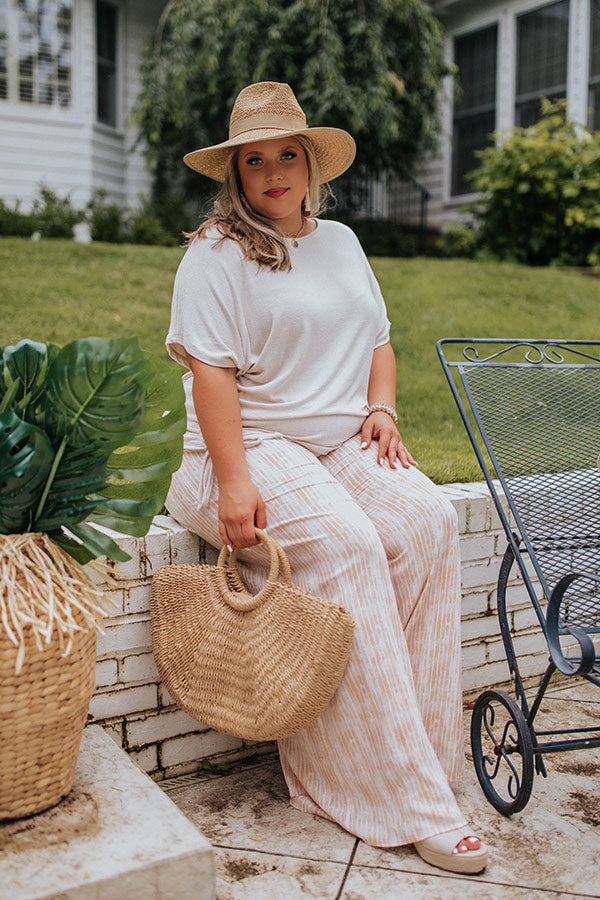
[135, 0, 448, 209]
[468, 101, 600, 267]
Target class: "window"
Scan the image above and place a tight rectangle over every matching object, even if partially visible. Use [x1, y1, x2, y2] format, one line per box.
[590, 0, 600, 130]
[96, 0, 117, 126]
[451, 25, 498, 196]
[0, 4, 8, 100]
[516, 1, 569, 127]
[16, 0, 72, 107]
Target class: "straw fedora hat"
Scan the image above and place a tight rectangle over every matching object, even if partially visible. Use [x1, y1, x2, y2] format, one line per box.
[183, 81, 356, 183]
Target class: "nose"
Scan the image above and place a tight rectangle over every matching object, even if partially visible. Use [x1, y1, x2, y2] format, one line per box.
[264, 160, 283, 182]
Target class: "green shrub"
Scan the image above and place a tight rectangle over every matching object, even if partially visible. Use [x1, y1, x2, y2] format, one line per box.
[0, 199, 38, 236]
[128, 198, 178, 246]
[437, 222, 478, 258]
[341, 219, 420, 257]
[31, 186, 83, 238]
[467, 100, 600, 266]
[87, 189, 128, 243]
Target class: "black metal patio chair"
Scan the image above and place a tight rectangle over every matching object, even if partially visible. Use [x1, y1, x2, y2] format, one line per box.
[437, 339, 600, 814]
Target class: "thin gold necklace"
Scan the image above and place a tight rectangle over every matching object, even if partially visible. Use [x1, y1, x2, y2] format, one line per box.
[284, 219, 305, 248]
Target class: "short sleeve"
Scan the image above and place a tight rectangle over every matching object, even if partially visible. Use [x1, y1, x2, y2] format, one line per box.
[166, 237, 248, 371]
[347, 228, 391, 348]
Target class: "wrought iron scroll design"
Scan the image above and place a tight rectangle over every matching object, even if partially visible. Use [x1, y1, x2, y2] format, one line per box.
[461, 341, 600, 365]
[481, 703, 523, 800]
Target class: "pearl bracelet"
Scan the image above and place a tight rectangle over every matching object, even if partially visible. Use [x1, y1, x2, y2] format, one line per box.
[366, 402, 398, 425]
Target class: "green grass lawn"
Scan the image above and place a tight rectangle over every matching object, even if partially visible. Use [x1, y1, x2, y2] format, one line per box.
[3, 236, 600, 483]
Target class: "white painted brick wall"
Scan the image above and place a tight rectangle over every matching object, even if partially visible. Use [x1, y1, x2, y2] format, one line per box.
[95, 659, 118, 688]
[119, 652, 160, 685]
[85, 481, 562, 780]
[126, 709, 207, 747]
[161, 731, 244, 771]
[89, 684, 158, 720]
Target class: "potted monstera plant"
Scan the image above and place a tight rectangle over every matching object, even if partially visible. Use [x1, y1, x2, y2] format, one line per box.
[0, 336, 185, 820]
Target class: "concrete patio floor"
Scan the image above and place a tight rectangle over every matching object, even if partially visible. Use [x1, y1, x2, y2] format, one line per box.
[160, 680, 600, 900]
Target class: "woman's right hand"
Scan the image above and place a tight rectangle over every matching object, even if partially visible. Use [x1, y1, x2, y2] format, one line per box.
[218, 477, 267, 549]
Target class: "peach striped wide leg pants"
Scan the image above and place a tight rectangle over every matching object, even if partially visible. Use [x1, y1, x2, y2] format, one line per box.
[166, 434, 467, 847]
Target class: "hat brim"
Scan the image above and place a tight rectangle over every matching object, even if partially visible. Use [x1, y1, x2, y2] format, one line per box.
[183, 126, 356, 183]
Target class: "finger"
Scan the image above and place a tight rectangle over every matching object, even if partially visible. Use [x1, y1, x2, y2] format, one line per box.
[387, 436, 400, 468]
[377, 435, 390, 465]
[255, 496, 267, 531]
[396, 442, 413, 469]
[218, 520, 233, 552]
[361, 420, 374, 449]
[401, 443, 417, 467]
[237, 516, 261, 548]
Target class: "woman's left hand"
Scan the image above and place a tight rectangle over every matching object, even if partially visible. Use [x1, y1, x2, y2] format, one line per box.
[361, 411, 416, 469]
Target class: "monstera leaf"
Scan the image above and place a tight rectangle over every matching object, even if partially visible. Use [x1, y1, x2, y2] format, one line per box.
[0, 340, 60, 425]
[0, 409, 54, 533]
[33, 444, 110, 532]
[0, 337, 186, 563]
[44, 337, 149, 452]
[89, 353, 186, 537]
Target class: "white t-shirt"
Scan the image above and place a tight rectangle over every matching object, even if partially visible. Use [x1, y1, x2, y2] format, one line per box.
[166, 218, 391, 456]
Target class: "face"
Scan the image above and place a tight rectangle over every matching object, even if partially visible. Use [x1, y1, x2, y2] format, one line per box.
[237, 137, 309, 230]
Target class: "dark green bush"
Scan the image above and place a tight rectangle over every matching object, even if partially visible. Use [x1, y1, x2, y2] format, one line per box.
[0, 199, 38, 236]
[31, 186, 83, 238]
[87, 189, 128, 243]
[341, 219, 420, 257]
[436, 222, 478, 258]
[128, 199, 179, 246]
[467, 100, 600, 266]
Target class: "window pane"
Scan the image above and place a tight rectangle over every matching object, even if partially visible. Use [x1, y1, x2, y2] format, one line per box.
[97, 1, 117, 62]
[0, 2, 7, 99]
[592, 0, 600, 78]
[452, 25, 498, 196]
[590, 1, 600, 129]
[516, 0, 569, 125]
[452, 110, 496, 196]
[15, 0, 73, 108]
[455, 25, 497, 111]
[517, 90, 565, 128]
[590, 84, 600, 131]
[96, 1, 118, 126]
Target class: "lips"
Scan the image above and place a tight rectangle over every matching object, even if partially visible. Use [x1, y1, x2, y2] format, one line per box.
[264, 188, 289, 198]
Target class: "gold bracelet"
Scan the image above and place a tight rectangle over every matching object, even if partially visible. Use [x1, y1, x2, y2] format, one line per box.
[366, 402, 398, 425]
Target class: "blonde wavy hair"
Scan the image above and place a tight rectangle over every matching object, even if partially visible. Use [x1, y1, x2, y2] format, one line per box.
[184, 135, 331, 272]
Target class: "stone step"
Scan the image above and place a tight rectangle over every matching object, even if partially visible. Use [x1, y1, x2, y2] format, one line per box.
[0, 726, 215, 899]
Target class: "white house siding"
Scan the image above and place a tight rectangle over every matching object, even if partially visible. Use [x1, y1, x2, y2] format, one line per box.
[0, 109, 92, 208]
[119, 0, 165, 208]
[419, 0, 595, 228]
[0, 0, 166, 212]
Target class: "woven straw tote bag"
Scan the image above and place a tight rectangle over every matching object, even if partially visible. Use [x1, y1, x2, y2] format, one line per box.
[150, 529, 355, 741]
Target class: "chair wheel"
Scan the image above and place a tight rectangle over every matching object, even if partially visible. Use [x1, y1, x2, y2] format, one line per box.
[470, 688, 535, 815]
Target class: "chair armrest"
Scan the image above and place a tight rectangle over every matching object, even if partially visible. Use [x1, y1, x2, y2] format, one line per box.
[546, 573, 598, 676]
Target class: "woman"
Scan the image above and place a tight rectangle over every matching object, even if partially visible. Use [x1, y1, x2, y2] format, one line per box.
[166, 81, 487, 873]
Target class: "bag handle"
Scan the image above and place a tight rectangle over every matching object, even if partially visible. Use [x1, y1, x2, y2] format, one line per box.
[216, 528, 292, 611]
[227, 536, 292, 588]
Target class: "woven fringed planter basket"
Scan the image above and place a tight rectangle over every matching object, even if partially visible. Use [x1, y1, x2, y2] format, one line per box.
[0, 533, 105, 821]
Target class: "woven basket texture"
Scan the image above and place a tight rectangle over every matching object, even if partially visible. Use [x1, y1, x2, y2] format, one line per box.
[0, 624, 96, 820]
[151, 532, 354, 741]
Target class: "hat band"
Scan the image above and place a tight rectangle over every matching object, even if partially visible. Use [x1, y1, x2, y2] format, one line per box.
[229, 111, 308, 140]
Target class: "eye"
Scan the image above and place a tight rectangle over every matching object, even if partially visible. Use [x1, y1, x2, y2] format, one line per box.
[245, 156, 263, 166]
[281, 151, 297, 160]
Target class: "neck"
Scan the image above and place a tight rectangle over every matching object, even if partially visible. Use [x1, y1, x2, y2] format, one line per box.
[283, 217, 305, 238]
